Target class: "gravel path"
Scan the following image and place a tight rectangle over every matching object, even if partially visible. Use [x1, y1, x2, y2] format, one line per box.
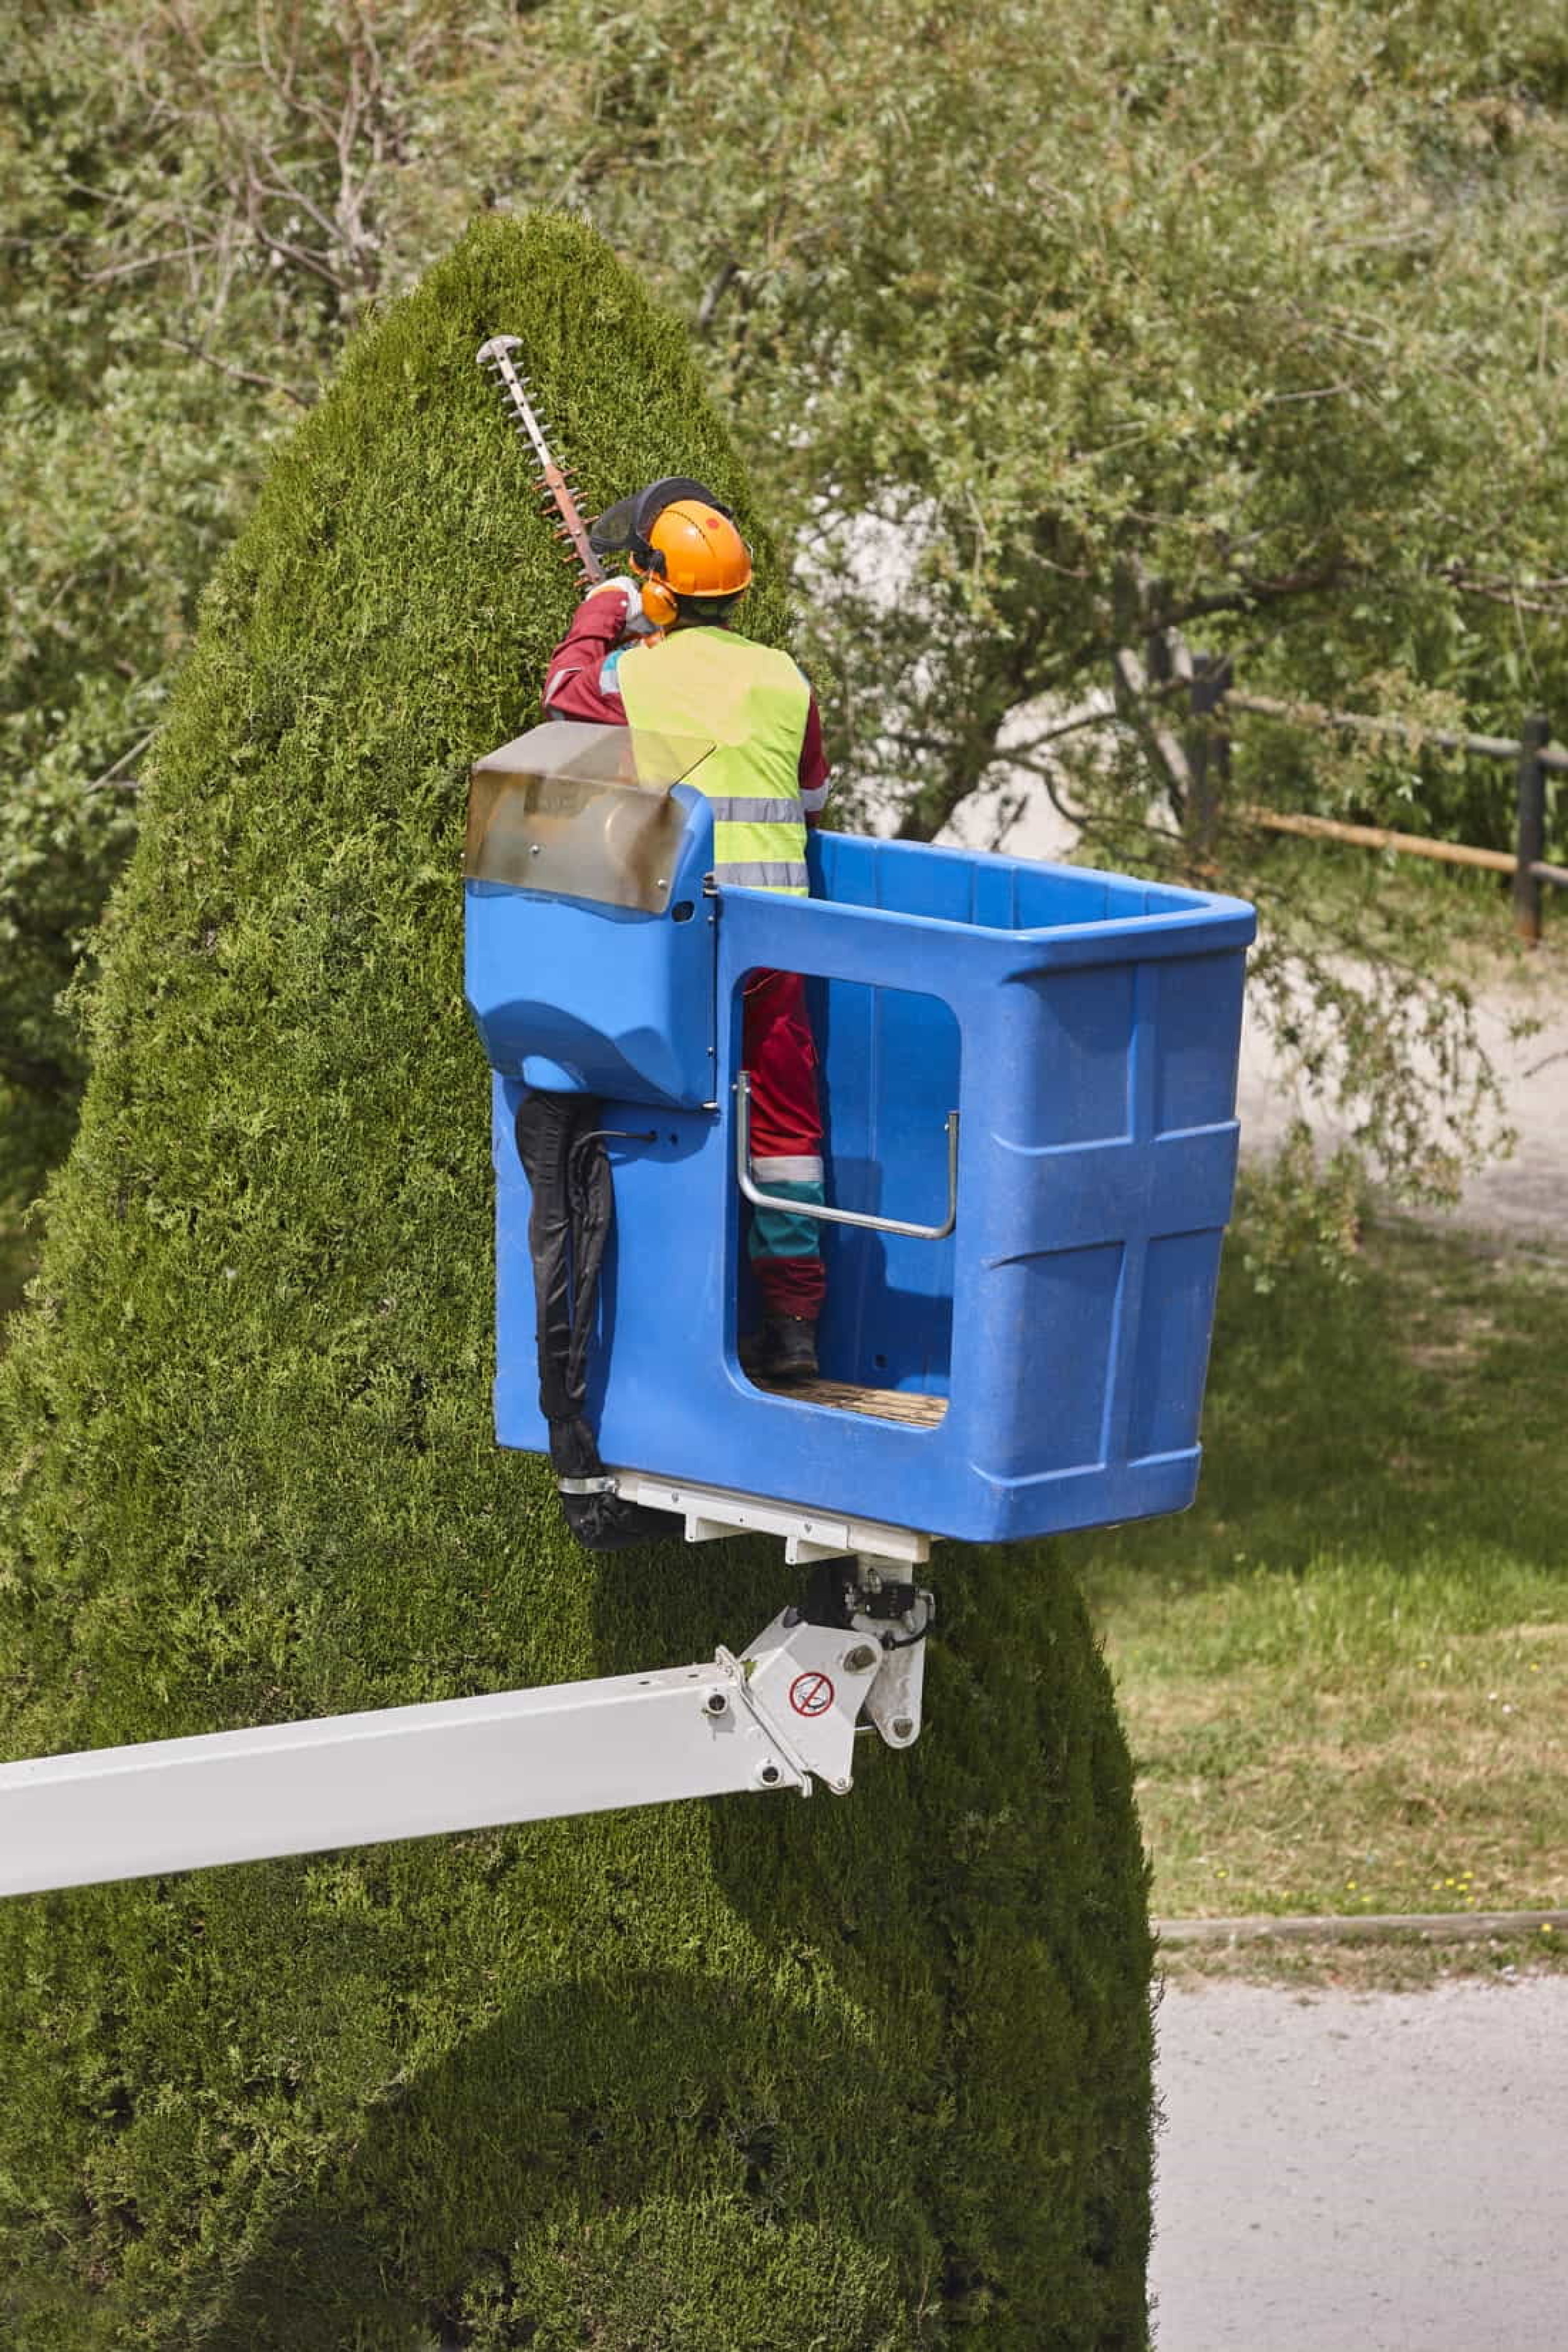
[1152, 1975, 1568, 2350]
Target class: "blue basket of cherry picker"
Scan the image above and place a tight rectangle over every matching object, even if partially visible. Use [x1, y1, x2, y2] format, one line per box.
[465, 720, 1255, 1546]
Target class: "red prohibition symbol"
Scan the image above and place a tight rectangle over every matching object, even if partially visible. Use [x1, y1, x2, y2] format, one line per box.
[789, 1670, 835, 1719]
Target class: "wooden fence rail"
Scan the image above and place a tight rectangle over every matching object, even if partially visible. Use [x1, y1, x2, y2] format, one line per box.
[1120, 626, 1563, 943]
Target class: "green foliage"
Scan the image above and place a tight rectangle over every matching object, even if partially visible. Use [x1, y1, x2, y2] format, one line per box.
[0, 1216, 35, 1334]
[1, 4, 308, 1209]
[10, 1, 1568, 1213]
[469, 0, 1568, 1204]
[1, 0, 489, 1213]
[1230, 1125, 1368, 1293]
[9, 0, 1568, 1214]
[0, 214, 1152, 2349]
[501, 0, 1568, 751]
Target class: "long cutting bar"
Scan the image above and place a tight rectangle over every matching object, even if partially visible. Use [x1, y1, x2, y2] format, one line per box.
[477, 334, 603, 588]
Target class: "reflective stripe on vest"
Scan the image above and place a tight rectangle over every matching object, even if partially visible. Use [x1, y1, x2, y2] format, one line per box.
[713, 858, 810, 892]
[704, 797, 804, 825]
[617, 627, 811, 896]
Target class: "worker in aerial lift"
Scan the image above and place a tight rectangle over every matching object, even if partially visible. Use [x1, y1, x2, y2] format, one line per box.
[541, 479, 831, 1381]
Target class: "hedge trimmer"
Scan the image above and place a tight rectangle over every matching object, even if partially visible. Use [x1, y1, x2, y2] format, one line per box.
[477, 335, 604, 590]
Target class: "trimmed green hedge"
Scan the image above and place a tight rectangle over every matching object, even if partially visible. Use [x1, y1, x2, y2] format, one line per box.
[0, 213, 1153, 2349]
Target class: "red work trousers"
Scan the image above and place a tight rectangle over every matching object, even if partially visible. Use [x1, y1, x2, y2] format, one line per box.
[743, 968, 826, 1320]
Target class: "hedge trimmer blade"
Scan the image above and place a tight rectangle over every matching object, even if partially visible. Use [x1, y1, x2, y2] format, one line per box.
[477, 335, 603, 589]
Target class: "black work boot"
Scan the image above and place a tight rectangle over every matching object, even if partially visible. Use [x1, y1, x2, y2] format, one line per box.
[740, 1315, 820, 1383]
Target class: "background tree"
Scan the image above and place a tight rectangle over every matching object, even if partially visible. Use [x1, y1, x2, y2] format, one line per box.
[6, 0, 1568, 1209]
[1, 0, 476, 1214]
[487, 0, 1568, 1203]
[0, 212, 1154, 2351]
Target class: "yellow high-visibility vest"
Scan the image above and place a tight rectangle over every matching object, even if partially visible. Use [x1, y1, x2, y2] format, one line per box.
[617, 626, 811, 895]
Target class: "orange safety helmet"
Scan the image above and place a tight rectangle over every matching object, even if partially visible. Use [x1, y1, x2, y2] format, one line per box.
[589, 477, 753, 628]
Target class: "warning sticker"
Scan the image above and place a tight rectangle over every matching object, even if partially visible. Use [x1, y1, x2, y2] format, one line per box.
[789, 1670, 835, 1719]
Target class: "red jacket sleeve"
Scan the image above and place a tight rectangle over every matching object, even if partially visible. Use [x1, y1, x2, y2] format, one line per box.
[799, 693, 831, 826]
[540, 590, 631, 722]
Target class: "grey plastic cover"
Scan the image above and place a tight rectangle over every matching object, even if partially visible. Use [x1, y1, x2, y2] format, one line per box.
[465, 721, 715, 913]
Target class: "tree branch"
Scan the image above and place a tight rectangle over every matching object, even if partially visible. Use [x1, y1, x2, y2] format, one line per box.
[83, 730, 157, 792]
[1110, 644, 1195, 808]
[155, 333, 313, 408]
[697, 258, 740, 335]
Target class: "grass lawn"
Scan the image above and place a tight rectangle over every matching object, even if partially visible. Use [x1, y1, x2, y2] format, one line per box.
[1066, 1211, 1568, 1929]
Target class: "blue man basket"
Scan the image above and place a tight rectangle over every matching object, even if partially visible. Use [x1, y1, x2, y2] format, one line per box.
[466, 724, 1256, 1545]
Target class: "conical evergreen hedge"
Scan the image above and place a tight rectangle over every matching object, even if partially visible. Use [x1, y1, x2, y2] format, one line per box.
[0, 214, 1153, 2350]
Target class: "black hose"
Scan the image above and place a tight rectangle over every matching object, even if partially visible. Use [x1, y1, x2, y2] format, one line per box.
[513, 1091, 675, 1552]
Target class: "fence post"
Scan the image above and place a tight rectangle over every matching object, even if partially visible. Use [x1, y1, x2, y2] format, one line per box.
[1186, 653, 1232, 863]
[1514, 714, 1550, 945]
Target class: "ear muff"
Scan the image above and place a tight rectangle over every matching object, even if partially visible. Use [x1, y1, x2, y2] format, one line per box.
[639, 573, 679, 629]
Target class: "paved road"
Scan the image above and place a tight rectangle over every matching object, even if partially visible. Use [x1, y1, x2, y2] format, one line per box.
[1153, 1975, 1568, 2350]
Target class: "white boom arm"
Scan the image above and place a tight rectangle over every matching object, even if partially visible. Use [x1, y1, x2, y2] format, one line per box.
[0, 1481, 933, 1898]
